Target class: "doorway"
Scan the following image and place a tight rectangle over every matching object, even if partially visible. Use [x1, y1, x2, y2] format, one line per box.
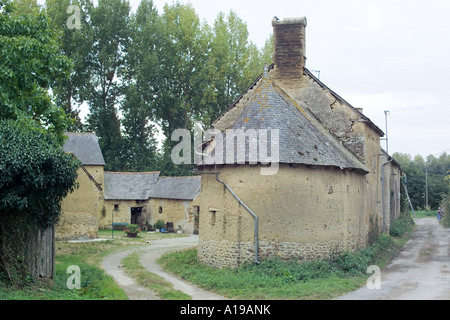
[193, 206, 200, 235]
[131, 207, 143, 228]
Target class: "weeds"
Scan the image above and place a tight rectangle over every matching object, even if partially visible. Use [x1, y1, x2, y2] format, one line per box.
[159, 231, 408, 300]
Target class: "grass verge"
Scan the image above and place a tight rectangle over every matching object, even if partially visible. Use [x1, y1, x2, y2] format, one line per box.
[0, 231, 186, 299]
[121, 252, 191, 300]
[159, 231, 412, 300]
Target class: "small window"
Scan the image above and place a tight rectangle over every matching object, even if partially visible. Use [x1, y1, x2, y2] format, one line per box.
[159, 206, 163, 214]
[210, 211, 216, 225]
[114, 204, 119, 211]
[209, 208, 219, 226]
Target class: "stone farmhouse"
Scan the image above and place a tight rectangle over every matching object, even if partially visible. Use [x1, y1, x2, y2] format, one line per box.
[196, 17, 402, 268]
[57, 132, 200, 240]
[103, 172, 201, 234]
[58, 133, 105, 240]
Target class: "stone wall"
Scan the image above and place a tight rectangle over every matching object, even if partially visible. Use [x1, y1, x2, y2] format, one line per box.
[197, 164, 368, 268]
[101, 199, 150, 229]
[198, 237, 363, 269]
[56, 211, 98, 240]
[100, 198, 197, 234]
[57, 165, 104, 240]
[148, 198, 197, 234]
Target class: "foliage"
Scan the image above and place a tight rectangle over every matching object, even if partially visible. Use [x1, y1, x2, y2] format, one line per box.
[394, 152, 450, 211]
[159, 233, 404, 299]
[42, 0, 274, 174]
[123, 224, 141, 234]
[0, 0, 73, 143]
[45, 0, 95, 132]
[0, 120, 80, 226]
[390, 213, 415, 237]
[154, 220, 165, 230]
[122, 252, 190, 300]
[0, 120, 80, 286]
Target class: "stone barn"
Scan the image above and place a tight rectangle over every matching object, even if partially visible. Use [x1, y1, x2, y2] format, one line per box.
[196, 17, 397, 268]
[102, 172, 201, 234]
[57, 132, 105, 240]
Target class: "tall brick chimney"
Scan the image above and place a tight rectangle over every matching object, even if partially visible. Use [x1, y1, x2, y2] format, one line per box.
[271, 17, 307, 82]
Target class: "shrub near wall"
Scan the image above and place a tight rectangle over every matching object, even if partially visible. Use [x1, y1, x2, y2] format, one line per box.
[0, 121, 79, 286]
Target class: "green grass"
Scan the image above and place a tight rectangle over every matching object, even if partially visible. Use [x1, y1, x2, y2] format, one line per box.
[121, 252, 191, 300]
[158, 233, 410, 300]
[0, 225, 411, 300]
[411, 210, 437, 219]
[0, 239, 128, 300]
[0, 230, 186, 300]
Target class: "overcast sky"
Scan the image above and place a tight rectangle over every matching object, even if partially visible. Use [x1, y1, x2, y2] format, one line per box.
[126, 0, 449, 158]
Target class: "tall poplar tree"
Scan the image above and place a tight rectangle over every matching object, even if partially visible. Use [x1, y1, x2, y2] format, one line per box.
[120, 0, 160, 171]
[85, 0, 131, 171]
[45, 0, 94, 131]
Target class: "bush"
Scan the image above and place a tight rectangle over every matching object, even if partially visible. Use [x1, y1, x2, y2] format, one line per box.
[154, 220, 165, 230]
[390, 217, 414, 237]
[0, 120, 80, 286]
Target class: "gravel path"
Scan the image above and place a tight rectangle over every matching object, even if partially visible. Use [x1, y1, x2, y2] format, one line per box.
[101, 235, 226, 300]
[338, 218, 450, 300]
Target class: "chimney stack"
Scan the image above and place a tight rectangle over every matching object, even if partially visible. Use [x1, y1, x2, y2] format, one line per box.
[272, 17, 307, 82]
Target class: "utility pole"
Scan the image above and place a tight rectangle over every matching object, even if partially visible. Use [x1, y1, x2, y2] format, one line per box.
[384, 110, 390, 154]
[425, 163, 429, 210]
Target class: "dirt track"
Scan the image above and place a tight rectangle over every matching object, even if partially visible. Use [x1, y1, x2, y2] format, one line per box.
[101, 235, 225, 300]
[102, 218, 450, 300]
[338, 218, 450, 300]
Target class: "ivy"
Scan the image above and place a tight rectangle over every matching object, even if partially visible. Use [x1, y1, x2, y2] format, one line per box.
[0, 120, 80, 286]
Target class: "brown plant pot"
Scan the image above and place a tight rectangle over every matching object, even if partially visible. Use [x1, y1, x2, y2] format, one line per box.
[127, 232, 138, 238]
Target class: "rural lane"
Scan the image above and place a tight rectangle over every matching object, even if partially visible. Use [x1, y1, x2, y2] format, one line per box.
[338, 218, 450, 300]
[101, 235, 225, 300]
[102, 218, 450, 300]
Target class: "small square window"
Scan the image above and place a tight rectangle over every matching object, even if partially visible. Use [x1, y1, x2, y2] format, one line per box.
[114, 204, 119, 211]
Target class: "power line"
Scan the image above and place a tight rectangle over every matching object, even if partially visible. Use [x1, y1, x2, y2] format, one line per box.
[432, 148, 450, 157]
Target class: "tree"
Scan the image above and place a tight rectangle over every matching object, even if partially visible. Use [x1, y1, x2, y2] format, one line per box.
[45, 0, 94, 131]
[0, 0, 72, 143]
[208, 10, 261, 123]
[84, 0, 131, 171]
[0, 120, 80, 286]
[119, 0, 160, 172]
[0, 1, 79, 286]
[156, 2, 213, 138]
[394, 152, 450, 210]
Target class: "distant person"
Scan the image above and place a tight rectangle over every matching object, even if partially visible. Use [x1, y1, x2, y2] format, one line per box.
[437, 207, 444, 224]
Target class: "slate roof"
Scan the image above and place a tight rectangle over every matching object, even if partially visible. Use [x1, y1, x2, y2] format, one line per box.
[104, 172, 201, 201]
[63, 132, 105, 166]
[149, 176, 201, 200]
[199, 76, 369, 173]
[104, 172, 160, 200]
